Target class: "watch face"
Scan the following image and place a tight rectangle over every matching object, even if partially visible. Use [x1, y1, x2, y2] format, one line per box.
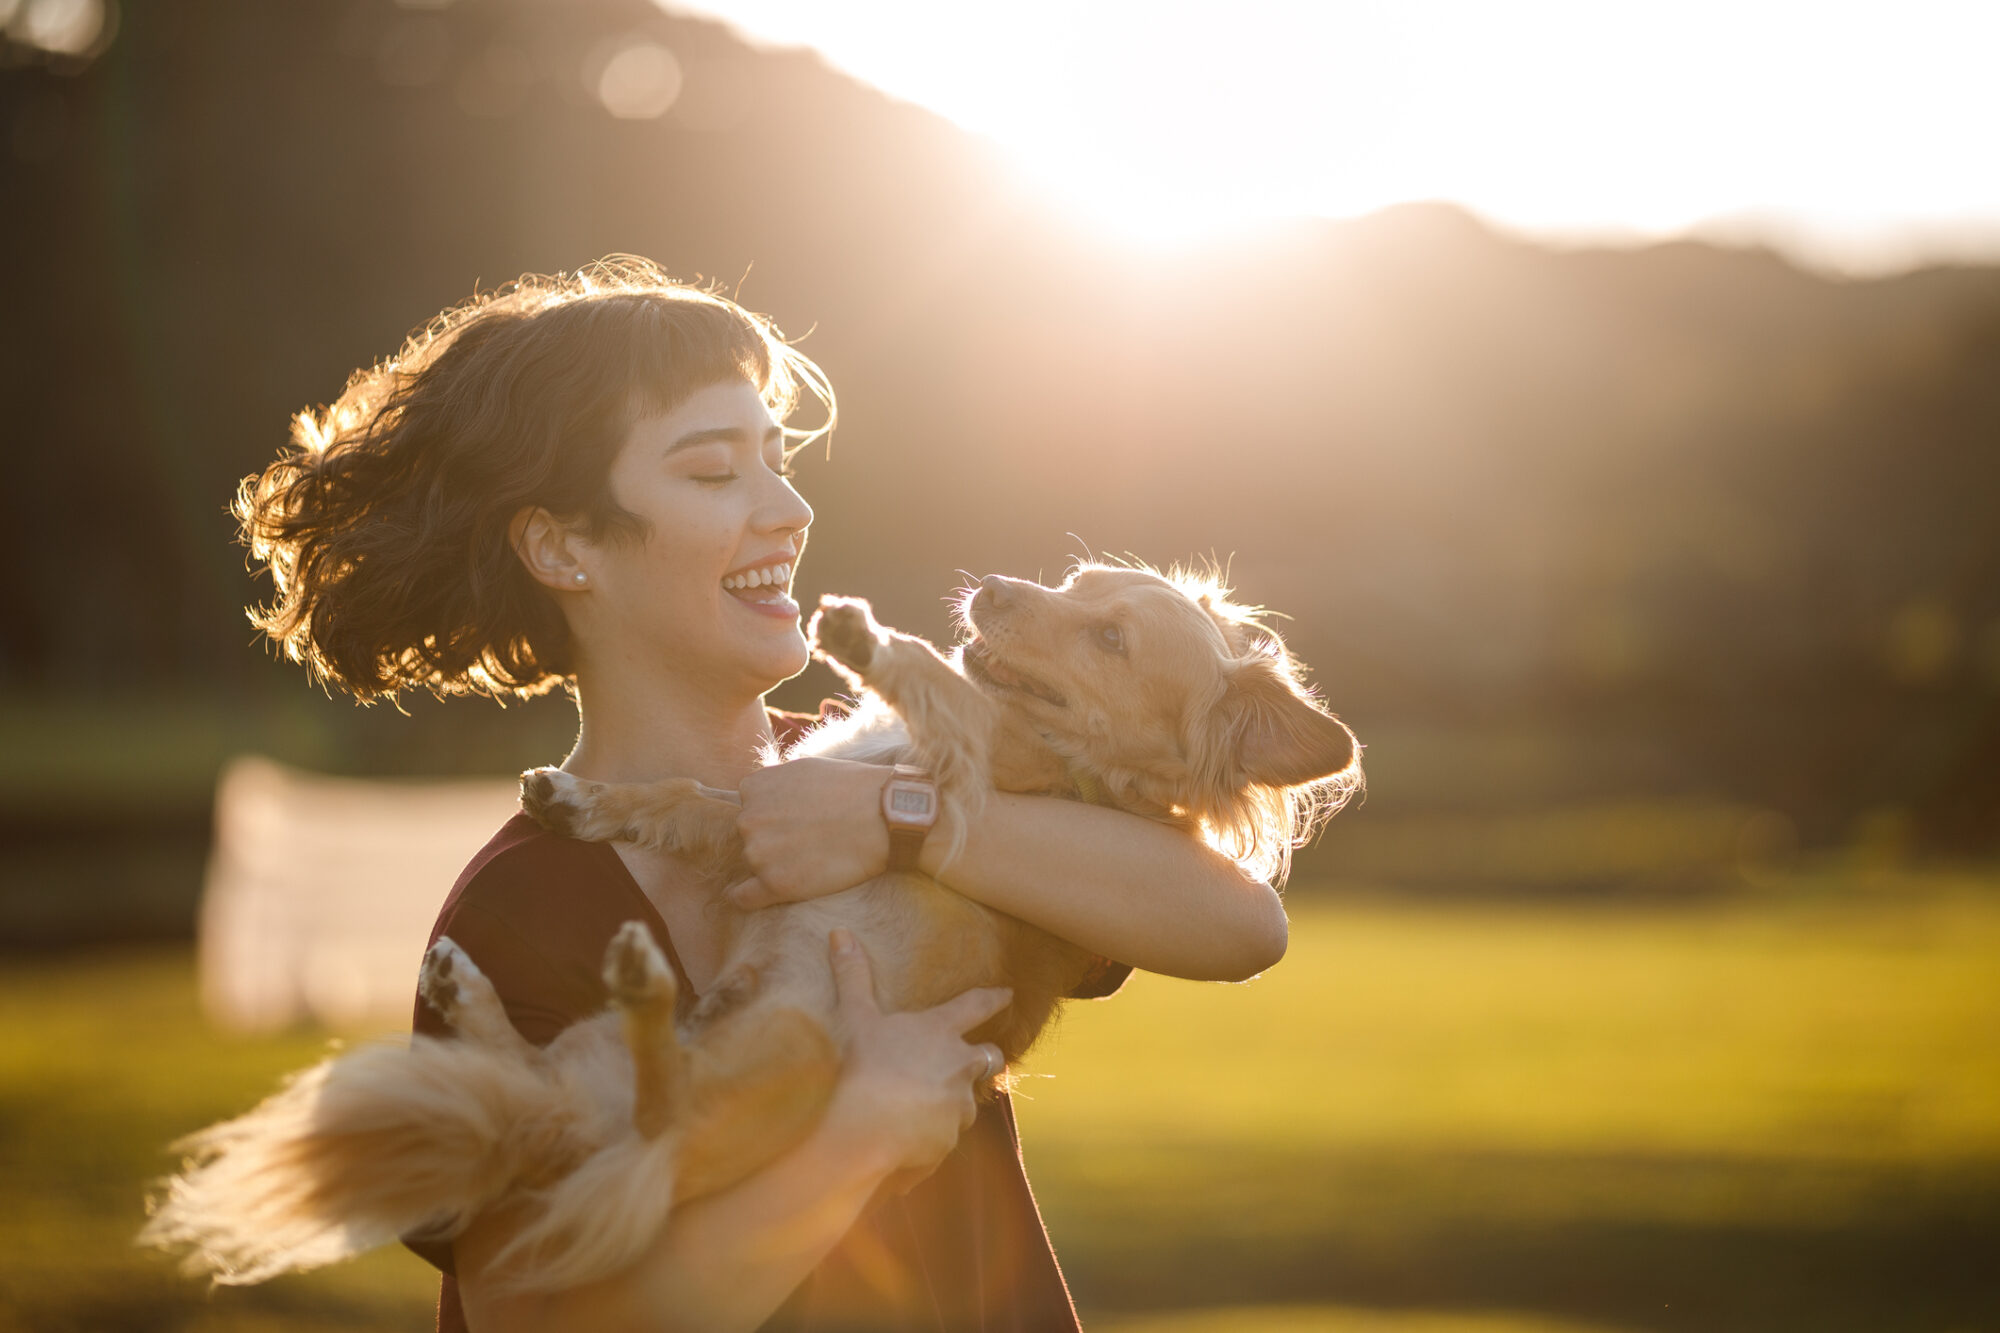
[885, 781, 936, 826]
[890, 788, 933, 816]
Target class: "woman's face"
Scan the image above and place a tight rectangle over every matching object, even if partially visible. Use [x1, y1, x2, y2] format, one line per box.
[575, 377, 814, 699]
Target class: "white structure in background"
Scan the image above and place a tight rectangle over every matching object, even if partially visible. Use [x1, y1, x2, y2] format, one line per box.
[199, 756, 521, 1033]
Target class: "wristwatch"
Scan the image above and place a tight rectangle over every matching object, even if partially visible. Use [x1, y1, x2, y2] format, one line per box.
[880, 765, 938, 873]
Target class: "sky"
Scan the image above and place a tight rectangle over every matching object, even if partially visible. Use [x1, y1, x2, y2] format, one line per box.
[659, 0, 2000, 275]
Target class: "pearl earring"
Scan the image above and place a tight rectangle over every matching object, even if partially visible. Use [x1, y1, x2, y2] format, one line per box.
[572, 571, 588, 586]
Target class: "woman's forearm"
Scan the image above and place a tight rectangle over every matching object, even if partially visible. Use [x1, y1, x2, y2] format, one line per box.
[922, 791, 1288, 982]
[460, 1121, 895, 1333]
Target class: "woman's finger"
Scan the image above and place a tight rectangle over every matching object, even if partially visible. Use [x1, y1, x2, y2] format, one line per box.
[930, 984, 1013, 1035]
[827, 929, 881, 1016]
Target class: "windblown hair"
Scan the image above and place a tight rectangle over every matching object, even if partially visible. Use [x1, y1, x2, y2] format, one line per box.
[236, 257, 834, 701]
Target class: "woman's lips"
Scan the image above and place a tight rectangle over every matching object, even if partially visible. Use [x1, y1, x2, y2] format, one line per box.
[724, 581, 799, 618]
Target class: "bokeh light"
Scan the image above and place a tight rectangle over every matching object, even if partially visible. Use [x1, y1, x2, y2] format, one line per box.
[592, 36, 683, 119]
[5, 0, 113, 58]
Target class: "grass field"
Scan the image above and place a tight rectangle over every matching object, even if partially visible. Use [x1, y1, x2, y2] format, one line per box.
[3, 881, 1997, 1332]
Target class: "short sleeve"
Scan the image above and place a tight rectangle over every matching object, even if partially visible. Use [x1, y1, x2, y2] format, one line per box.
[405, 821, 655, 1286]
[1068, 954, 1132, 999]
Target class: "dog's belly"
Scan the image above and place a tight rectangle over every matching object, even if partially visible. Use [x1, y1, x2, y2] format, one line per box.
[716, 873, 1008, 1030]
[692, 870, 1096, 1068]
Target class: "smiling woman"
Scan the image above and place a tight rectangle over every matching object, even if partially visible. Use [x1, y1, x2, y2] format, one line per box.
[222, 258, 1288, 1333]
[510, 381, 816, 716]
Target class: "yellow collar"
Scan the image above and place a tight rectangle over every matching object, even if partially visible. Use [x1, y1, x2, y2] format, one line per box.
[1068, 765, 1118, 808]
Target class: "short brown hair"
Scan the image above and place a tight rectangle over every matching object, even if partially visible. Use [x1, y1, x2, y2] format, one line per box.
[236, 258, 833, 701]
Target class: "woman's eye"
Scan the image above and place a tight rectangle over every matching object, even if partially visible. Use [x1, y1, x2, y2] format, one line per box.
[1096, 623, 1126, 655]
[692, 472, 740, 486]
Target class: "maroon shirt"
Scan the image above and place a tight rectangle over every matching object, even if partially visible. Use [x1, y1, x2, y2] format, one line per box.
[407, 718, 1122, 1331]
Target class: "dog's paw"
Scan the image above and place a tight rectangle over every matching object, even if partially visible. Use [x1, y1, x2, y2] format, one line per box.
[810, 596, 880, 673]
[521, 767, 626, 843]
[603, 921, 676, 1011]
[420, 937, 483, 1022]
[520, 766, 581, 833]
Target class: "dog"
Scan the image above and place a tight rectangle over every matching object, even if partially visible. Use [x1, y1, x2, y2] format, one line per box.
[142, 563, 1361, 1294]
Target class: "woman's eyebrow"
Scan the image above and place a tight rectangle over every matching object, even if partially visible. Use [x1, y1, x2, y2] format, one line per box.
[666, 424, 784, 454]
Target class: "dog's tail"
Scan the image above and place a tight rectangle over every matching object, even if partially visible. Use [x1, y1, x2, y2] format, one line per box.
[140, 1034, 568, 1285]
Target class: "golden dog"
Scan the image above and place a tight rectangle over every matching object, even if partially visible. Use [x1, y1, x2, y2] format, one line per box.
[143, 564, 1360, 1294]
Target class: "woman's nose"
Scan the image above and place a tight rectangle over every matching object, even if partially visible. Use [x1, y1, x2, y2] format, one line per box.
[759, 468, 813, 533]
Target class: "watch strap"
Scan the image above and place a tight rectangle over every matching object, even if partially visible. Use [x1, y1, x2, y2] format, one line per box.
[881, 764, 937, 873]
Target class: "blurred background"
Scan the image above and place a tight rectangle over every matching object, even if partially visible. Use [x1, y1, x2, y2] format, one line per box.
[2, 1, 1996, 1330]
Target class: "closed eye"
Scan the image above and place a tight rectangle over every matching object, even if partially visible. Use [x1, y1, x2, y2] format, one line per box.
[693, 461, 798, 486]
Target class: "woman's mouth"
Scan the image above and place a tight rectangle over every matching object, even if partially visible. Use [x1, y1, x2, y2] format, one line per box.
[722, 560, 798, 617]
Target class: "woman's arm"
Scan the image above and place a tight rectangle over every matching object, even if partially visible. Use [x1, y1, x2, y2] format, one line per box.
[461, 933, 1011, 1333]
[731, 758, 1288, 982]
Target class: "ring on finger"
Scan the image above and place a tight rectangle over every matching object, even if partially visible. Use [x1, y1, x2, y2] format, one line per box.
[980, 1046, 1003, 1080]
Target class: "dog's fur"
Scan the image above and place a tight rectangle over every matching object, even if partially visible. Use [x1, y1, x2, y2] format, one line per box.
[142, 564, 1360, 1294]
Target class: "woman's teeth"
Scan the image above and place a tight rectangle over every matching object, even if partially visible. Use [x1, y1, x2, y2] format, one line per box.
[723, 563, 792, 596]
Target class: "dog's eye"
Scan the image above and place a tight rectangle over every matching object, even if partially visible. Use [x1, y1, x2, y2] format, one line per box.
[1095, 623, 1126, 655]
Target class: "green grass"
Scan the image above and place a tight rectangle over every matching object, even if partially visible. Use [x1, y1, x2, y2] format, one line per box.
[3, 883, 1997, 1331]
[1018, 883, 2000, 1331]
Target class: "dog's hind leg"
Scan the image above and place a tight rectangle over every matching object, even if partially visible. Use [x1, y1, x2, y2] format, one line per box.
[420, 939, 536, 1062]
[520, 768, 744, 875]
[603, 922, 687, 1139]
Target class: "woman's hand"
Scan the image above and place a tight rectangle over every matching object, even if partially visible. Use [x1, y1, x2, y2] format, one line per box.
[816, 928, 1010, 1179]
[728, 758, 891, 909]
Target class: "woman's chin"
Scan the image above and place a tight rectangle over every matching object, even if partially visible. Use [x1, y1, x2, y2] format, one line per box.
[749, 630, 812, 690]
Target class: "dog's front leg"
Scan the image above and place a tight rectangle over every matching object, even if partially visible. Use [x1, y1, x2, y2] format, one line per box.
[520, 769, 743, 876]
[810, 597, 999, 851]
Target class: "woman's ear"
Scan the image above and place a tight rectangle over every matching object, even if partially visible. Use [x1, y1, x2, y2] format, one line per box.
[509, 506, 590, 592]
[1221, 661, 1357, 789]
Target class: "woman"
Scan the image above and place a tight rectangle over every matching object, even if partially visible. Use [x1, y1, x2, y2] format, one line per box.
[238, 260, 1287, 1332]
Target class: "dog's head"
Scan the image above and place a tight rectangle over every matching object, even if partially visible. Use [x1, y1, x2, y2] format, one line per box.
[958, 562, 1360, 881]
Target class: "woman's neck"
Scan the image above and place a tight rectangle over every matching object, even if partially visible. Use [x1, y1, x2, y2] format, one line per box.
[562, 663, 773, 788]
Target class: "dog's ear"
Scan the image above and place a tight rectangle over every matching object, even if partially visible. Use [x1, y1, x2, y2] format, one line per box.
[1221, 660, 1356, 789]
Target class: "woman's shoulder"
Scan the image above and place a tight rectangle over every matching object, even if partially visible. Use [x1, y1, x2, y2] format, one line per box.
[443, 811, 621, 918]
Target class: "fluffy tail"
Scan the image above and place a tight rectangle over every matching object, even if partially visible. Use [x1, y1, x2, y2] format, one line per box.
[140, 1035, 565, 1284]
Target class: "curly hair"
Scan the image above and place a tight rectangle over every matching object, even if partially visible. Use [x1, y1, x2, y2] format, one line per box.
[236, 258, 834, 701]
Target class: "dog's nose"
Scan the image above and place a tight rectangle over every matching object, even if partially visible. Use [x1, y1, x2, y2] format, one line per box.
[979, 574, 1021, 607]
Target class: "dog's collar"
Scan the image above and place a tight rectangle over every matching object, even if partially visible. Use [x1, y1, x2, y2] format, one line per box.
[1067, 764, 1119, 809]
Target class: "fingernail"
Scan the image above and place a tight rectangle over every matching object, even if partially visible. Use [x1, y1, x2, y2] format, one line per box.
[831, 928, 856, 954]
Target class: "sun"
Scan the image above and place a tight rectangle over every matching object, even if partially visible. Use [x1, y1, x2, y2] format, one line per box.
[664, 0, 2000, 271]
